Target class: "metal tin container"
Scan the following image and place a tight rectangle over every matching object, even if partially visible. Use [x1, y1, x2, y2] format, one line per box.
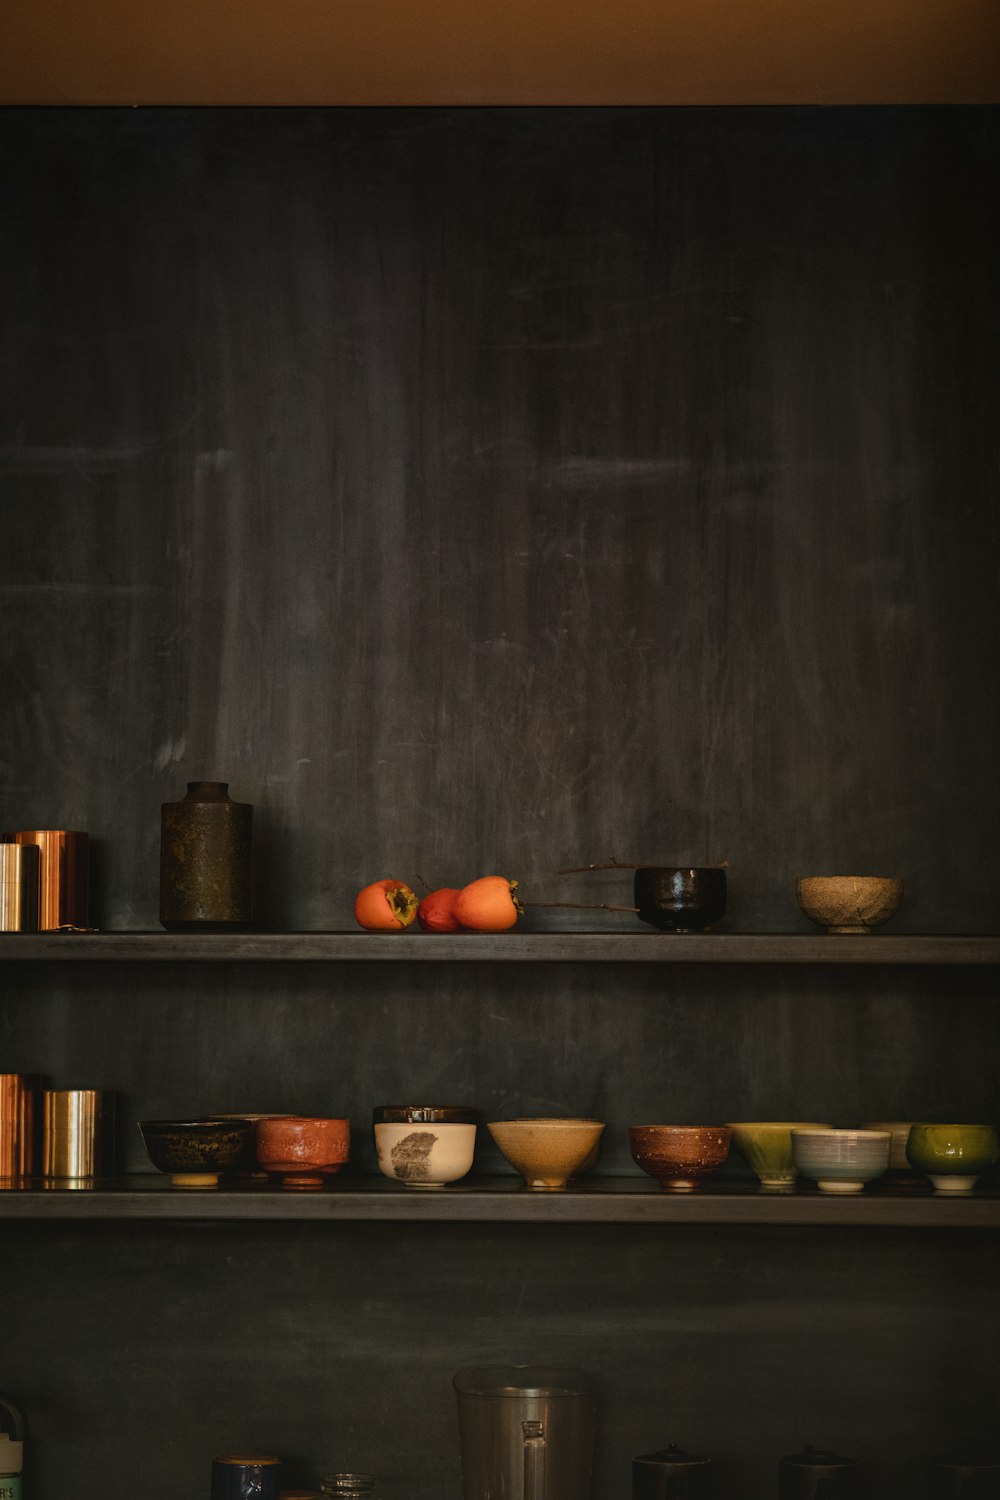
[2, 829, 89, 929]
[455, 1365, 596, 1500]
[42, 1089, 116, 1178]
[0, 844, 39, 931]
[0, 1075, 39, 1180]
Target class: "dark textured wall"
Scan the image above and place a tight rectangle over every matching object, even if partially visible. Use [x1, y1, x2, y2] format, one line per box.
[2, 107, 999, 934]
[2, 108, 999, 1500]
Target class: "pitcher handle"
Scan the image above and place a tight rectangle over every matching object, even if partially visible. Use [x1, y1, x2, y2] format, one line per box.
[522, 1419, 546, 1500]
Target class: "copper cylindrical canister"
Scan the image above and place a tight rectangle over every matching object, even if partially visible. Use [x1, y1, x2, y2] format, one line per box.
[0, 845, 40, 932]
[42, 1090, 115, 1177]
[0, 1074, 37, 1179]
[2, 830, 89, 929]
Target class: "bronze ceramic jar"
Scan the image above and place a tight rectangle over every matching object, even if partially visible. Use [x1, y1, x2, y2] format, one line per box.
[160, 781, 252, 930]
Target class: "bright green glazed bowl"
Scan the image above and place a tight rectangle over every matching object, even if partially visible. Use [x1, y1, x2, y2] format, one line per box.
[906, 1124, 999, 1192]
[727, 1122, 830, 1191]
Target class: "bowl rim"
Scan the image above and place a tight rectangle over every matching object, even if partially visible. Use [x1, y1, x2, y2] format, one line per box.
[629, 1124, 730, 1135]
[791, 1128, 891, 1140]
[139, 1118, 252, 1130]
[488, 1117, 605, 1129]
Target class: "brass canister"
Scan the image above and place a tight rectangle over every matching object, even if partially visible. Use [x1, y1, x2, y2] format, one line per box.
[2, 830, 89, 929]
[0, 844, 40, 932]
[0, 1074, 37, 1179]
[42, 1090, 115, 1178]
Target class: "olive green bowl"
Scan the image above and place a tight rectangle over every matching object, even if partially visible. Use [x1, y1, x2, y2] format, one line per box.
[906, 1124, 1000, 1192]
[727, 1122, 831, 1191]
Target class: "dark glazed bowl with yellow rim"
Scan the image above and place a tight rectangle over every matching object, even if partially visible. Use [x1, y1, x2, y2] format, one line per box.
[373, 1105, 478, 1124]
[633, 867, 727, 933]
[139, 1118, 252, 1188]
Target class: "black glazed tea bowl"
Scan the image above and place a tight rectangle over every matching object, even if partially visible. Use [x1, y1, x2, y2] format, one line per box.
[633, 867, 727, 933]
[139, 1118, 252, 1188]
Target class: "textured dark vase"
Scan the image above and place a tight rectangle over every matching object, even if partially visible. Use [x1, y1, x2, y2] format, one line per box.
[159, 781, 252, 930]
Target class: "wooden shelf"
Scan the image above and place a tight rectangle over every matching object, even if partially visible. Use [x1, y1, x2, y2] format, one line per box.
[1, 932, 999, 964]
[2, 1176, 998, 1225]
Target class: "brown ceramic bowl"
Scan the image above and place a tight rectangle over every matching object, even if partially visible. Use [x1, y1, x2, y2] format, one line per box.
[203, 1113, 295, 1176]
[629, 1125, 732, 1191]
[256, 1116, 350, 1189]
[487, 1118, 605, 1190]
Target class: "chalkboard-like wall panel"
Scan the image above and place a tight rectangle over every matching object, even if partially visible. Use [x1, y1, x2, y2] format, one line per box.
[2, 108, 998, 934]
[2, 107, 1000, 1500]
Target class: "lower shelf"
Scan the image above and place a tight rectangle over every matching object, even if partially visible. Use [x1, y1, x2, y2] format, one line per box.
[1, 1175, 998, 1224]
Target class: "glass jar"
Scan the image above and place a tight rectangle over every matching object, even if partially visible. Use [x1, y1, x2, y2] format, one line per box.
[320, 1477, 375, 1499]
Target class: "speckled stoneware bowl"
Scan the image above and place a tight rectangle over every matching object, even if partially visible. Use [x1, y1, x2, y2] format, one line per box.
[727, 1122, 830, 1191]
[487, 1118, 605, 1190]
[791, 1128, 891, 1193]
[256, 1116, 350, 1189]
[629, 1125, 731, 1191]
[139, 1118, 252, 1188]
[374, 1106, 477, 1189]
[906, 1124, 1000, 1192]
[796, 876, 903, 934]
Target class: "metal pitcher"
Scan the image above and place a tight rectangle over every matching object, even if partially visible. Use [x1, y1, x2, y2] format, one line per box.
[454, 1365, 596, 1500]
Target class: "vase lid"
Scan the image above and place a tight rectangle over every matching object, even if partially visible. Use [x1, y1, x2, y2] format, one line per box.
[781, 1445, 856, 1471]
[454, 1365, 595, 1398]
[931, 1452, 1000, 1473]
[634, 1444, 711, 1468]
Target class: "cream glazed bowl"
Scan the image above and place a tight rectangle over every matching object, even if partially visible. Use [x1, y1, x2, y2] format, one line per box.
[373, 1106, 477, 1189]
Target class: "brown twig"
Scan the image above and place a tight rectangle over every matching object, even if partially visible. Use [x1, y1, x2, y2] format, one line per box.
[558, 858, 639, 874]
[523, 901, 640, 914]
[559, 859, 730, 874]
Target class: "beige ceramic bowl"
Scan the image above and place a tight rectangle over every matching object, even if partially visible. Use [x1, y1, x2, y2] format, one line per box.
[796, 876, 903, 934]
[488, 1118, 605, 1190]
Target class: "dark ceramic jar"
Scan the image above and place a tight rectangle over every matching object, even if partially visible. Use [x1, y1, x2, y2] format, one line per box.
[928, 1451, 1000, 1497]
[779, 1445, 859, 1499]
[633, 867, 726, 933]
[633, 1443, 712, 1497]
[160, 781, 252, 929]
[211, 1454, 280, 1500]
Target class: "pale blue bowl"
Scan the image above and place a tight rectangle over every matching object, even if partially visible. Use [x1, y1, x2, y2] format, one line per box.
[791, 1128, 891, 1194]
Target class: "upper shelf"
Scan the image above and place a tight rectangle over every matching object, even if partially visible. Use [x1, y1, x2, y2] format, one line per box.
[0, 932, 998, 963]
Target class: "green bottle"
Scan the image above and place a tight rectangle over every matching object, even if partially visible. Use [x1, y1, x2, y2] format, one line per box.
[0, 1395, 24, 1500]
